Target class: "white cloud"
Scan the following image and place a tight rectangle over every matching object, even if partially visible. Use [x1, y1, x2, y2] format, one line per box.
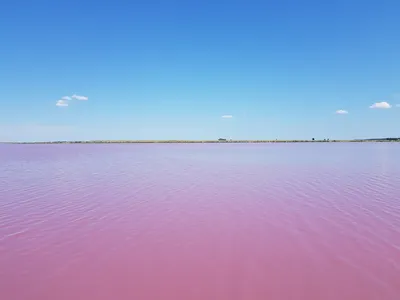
[72, 94, 88, 101]
[56, 99, 68, 107]
[369, 101, 391, 109]
[335, 110, 348, 114]
[221, 115, 233, 118]
[62, 96, 72, 101]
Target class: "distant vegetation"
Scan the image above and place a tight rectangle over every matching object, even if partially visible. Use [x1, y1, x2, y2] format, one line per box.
[6, 138, 400, 144]
[353, 138, 400, 142]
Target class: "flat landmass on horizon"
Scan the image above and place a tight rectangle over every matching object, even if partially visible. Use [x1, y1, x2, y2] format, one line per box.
[4, 138, 400, 144]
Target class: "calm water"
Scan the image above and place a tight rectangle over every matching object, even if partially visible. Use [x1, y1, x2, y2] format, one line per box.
[1, 143, 400, 300]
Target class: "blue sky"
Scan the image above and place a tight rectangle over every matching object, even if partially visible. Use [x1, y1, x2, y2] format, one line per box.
[1, 0, 399, 141]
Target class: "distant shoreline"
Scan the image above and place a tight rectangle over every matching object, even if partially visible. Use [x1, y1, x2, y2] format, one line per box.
[3, 138, 400, 144]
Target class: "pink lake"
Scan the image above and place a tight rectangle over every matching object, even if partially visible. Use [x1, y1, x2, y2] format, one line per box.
[1, 143, 399, 299]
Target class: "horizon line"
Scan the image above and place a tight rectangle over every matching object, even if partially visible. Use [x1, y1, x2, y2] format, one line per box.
[2, 137, 400, 144]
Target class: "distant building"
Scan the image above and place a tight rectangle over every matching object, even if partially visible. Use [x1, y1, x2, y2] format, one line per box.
[218, 138, 227, 142]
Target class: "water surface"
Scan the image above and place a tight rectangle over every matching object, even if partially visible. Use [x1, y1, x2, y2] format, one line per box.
[1, 143, 399, 299]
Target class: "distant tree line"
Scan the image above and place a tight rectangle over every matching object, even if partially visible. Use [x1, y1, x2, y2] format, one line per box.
[11, 137, 400, 144]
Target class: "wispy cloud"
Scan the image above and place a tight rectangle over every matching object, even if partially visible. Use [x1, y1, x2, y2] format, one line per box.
[56, 99, 68, 107]
[396, 104, 400, 107]
[72, 94, 88, 101]
[221, 115, 233, 118]
[335, 110, 348, 114]
[55, 94, 89, 107]
[369, 101, 391, 109]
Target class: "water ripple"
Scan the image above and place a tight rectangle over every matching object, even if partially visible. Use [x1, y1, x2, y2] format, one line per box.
[1, 143, 400, 300]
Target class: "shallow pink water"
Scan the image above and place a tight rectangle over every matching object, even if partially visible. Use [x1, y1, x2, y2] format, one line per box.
[1, 143, 400, 300]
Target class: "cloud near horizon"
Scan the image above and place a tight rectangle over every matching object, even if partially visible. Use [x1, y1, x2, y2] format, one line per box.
[336, 110, 348, 114]
[221, 115, 233, 118]
[72, 94, 88, 101]
[369, 101, 391, 109]
[56, 99, 68, 107]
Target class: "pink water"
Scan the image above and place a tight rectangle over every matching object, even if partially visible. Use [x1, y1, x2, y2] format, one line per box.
[1, 143, 399, 300]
